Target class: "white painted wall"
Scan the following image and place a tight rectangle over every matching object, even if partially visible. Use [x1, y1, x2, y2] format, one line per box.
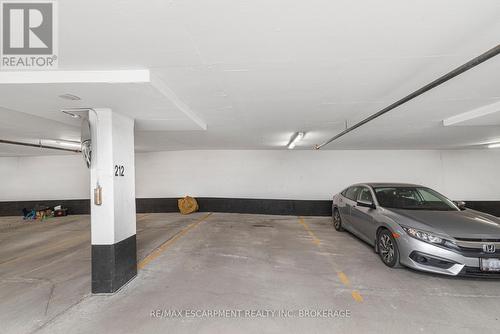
[134, 150, 500, 201]
[0, 154, 89, 201]
[440, 150, 500, 200]
[0, 149, 499, 202]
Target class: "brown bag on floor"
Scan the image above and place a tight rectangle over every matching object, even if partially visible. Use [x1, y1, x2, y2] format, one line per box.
[178, 196, 199, 215]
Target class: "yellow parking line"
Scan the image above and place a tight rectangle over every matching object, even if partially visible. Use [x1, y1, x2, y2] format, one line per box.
[351, 290, 364, 302]
[298, 217, 364, 303]
[298, 217, 321, 245]
[337, 271, 351, 286]
[137, 213, 212, 270]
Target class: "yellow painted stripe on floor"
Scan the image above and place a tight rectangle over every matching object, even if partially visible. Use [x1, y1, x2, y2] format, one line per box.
[298, 217, 364, 303]
[298, 217, 321, 246]
[137, 213, 212, 270]
[338, 272, 364, 301]
[337, 271, 351, 286]
[351, 290, 364, 302]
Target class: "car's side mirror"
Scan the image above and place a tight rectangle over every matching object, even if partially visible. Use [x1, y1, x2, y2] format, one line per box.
[455, 201, 467, 210]
[357, 200, 376, 209]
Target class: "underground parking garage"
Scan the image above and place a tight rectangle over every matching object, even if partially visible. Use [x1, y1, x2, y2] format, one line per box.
[1, 1, 500, 333]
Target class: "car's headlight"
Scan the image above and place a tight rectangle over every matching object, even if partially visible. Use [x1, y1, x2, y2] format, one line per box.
[401, 226, 445, 245]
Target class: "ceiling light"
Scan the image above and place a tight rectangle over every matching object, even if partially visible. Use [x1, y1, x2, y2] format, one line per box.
[58, 93, 81, 101]
[287, 132, 305, 149]
[488, 142, 500, 149]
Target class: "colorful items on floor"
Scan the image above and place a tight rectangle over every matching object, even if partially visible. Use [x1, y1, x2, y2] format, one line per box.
[22, 205, 68, 220]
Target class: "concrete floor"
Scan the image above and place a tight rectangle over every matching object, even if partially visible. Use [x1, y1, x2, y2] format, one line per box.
[1, 213, 499, 333]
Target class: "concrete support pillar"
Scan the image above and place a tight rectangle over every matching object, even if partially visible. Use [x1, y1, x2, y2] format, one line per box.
[89, 109, 137, 294]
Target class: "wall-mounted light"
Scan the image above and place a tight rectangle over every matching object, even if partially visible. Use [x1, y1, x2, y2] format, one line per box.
[287, 132, 305, 149]
[488, 142, 500, 149]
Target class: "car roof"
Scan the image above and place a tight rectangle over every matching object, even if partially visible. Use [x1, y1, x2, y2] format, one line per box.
[358, 182, 424, 188]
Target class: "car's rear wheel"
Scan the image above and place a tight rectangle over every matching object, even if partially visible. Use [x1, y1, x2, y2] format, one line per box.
[333, 209, 344, 231]
[377, 229, 400, 267]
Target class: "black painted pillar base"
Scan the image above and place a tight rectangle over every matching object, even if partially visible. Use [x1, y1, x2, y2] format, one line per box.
[91, 234, 137, 294]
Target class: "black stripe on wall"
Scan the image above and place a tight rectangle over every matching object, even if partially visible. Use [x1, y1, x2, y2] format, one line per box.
[136, 197, 332, 216]
[201, 197, 332, 216]
[1, 198, 499, 217]
[461, 201, 500, 218]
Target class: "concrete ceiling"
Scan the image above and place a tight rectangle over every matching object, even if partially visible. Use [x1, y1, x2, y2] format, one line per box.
[1, 0, 500, 155]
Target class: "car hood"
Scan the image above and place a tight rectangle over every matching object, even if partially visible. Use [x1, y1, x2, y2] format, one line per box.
[383, 208, 500, 239]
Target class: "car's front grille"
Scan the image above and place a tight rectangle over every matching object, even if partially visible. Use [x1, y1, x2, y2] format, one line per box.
[455, 237, 500, 242]
[451, 239, 500, 258]
[454, 247, 500, 257]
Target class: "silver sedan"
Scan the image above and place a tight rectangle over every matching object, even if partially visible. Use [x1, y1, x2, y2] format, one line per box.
[332, 183, 500, 276]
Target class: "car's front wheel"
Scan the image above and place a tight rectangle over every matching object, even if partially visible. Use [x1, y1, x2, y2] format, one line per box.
[377, 229, 400, 267]
[333, 209, 344, 231]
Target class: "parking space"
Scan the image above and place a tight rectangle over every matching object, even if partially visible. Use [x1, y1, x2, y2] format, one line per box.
[2, 213, 499, 334]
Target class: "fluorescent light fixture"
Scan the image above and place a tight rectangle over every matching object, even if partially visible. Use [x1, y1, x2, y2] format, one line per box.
[287, 132, 305, 149]
[488, 142, 500, 149]
[443, 101, 500, 126]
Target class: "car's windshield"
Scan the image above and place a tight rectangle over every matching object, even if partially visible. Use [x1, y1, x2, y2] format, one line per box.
[373, 187, 458, 211]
